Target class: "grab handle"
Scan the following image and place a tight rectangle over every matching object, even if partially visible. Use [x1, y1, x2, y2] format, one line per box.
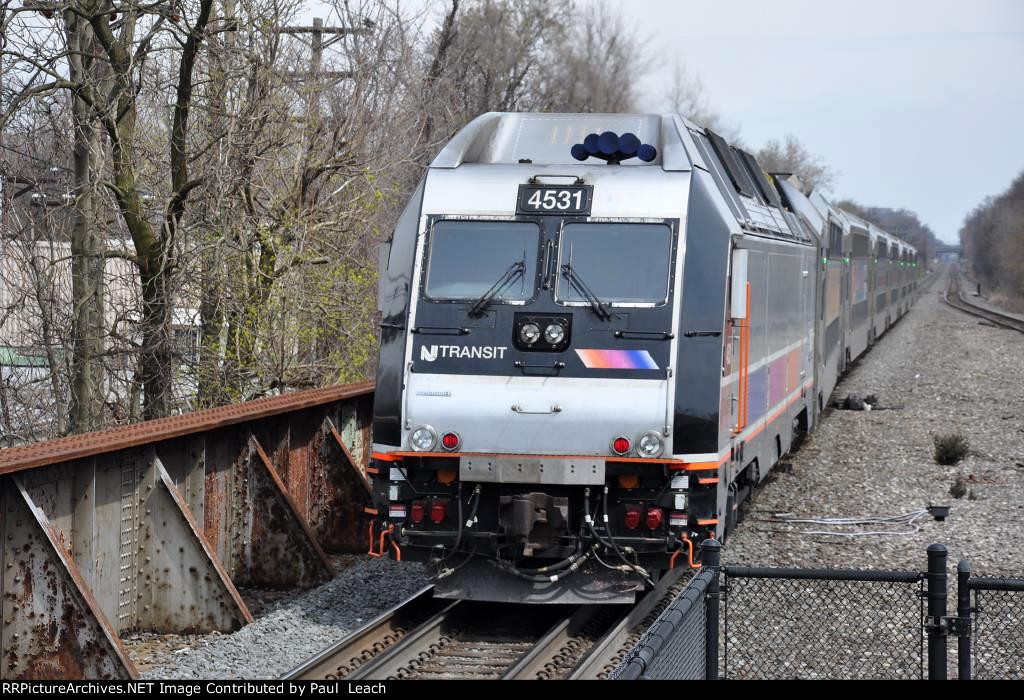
[511, 404, 563, 415]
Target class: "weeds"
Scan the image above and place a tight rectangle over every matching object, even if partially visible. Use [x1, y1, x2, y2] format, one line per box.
[934, 433, 970, 465]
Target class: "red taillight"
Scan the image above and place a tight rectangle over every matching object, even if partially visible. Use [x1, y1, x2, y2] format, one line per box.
[646, 507, 664, 531]
[441, 432, 460, 450]
[612, 436, 631, 455]
[624, 505, 642, 530]
[430, 500, 447, 524]
[410, 502, 425, 524]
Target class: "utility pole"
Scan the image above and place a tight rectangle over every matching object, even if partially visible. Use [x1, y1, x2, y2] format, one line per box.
[275, 17, 366, 118]
[270, 17, 368, 368]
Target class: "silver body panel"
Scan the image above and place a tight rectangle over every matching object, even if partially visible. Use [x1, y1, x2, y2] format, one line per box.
[432, 112, 691, 171]
[406, 373, 672, 455]
[459, 455, 605, 485]
[401, 156, 691, 456]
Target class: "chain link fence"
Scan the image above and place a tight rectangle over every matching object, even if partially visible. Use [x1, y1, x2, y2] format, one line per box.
[961, 572, 1024, 680]
[722, 568, 924, 679]
[612, 542, 1024, 681]
[612, 567, 715, 679]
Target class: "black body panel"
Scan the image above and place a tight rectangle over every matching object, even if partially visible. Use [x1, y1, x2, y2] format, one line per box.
[372, 179, 425, 447]
[672, 172, 731, 455]
[409, 215, 679, 380]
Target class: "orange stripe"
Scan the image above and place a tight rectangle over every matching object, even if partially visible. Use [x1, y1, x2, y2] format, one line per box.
[697, 477, 720, 485]
[743, 282, 751, 427]
[373, 451, 686, 466]
[697, 518, 719, 526]
[733, 377, 815, 445]
[363, 507, 378, 515]
[679, 459, 725, 472]
[371, 452, 404, 462]
[669, 452, 730, 472]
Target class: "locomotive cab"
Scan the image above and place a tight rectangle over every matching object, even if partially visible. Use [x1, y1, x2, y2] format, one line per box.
[369, 112, 817, 603]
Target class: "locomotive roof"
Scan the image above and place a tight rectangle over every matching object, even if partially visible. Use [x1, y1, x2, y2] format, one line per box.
[432, 112, 916, 250]
[431, 112, 691, 170]
[834, 207, 916, 255]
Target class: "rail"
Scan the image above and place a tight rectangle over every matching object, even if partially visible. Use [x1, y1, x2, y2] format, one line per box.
[286, 565, 694, 681]
[942, 268, 1024, 334]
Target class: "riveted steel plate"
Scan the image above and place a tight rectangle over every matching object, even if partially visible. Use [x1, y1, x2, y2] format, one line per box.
[459, 455, 605, 485]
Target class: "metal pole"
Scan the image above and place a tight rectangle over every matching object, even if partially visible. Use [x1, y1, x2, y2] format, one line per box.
[957, 559, 972, 680]
[927, 543, 948, 680]
[702, 538, 721, 680]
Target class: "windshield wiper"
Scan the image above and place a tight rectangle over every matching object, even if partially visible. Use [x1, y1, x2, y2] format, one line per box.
[561, 264, 613, 321]
[467, 260, 526, 318]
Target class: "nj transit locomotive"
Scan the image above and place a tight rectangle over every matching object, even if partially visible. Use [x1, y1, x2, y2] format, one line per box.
[370, 113, 918, 604]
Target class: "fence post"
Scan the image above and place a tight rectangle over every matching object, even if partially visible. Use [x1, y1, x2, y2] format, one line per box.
[702, 538, 721, 681]
[926, 543, 948, 680]
[957, 559, 972, 680]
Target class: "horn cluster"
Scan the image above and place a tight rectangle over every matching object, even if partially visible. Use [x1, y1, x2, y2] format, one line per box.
[571, 131, 658, 164]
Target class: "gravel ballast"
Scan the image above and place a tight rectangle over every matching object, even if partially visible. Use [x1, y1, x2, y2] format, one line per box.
[139, 269, 1023, 679]
[724, 270, 1024, 575]
[137, 557, 427, 679]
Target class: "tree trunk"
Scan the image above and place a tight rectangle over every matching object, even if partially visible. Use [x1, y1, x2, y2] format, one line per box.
[90, 1, 212, 420]
[66, 13, 105, 433]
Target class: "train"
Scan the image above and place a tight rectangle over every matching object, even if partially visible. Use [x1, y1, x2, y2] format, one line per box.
[368, 113, 919, 604]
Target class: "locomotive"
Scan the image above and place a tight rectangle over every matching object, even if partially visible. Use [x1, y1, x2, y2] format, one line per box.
[369, 113, 918, 603]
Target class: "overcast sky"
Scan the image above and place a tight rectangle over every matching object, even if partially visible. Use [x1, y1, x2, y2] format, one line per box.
[629, 0, 1024, 242]
[304, 0, 1023, 242]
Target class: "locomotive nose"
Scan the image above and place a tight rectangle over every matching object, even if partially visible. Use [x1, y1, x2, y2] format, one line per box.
[405, 373, 669, 456]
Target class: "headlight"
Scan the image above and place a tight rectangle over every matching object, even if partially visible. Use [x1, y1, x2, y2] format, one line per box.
[410, 425, 437, 451]
[519, 323, 541, 345]
[544, 322, 566, 345]
[636, 430, 664, 458]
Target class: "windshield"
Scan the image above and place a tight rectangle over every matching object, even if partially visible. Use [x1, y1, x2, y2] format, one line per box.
[556, 223, 673, 304]
[425, 221, 539, 301]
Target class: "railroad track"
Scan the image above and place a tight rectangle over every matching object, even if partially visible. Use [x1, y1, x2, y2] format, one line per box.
[284, 566, 693, 681]
[942, 268, 1024, 334]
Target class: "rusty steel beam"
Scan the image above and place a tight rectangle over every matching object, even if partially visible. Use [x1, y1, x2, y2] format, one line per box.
[0, 382, 376, 678]
[2, 476, 138, 680]
[15, 446, 252, 636]
[0, 381, 374, 475]
[244, 437, 335, 588]
[327, 417, 372, 494]
[138, 453, 253, 633]
[319, 417, 373, 552]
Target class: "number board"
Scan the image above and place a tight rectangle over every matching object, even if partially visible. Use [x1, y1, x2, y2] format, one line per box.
[517, 185, 593, 216]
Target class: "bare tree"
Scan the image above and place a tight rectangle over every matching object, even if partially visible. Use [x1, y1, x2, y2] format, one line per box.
[756, 134, 836, 192]
[960, 170, 1024, 309]
[2, 0, 651, 439]
[664, 58, 741, 140]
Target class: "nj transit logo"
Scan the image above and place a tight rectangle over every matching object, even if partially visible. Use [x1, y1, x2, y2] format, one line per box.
[420, 344, 508, 362]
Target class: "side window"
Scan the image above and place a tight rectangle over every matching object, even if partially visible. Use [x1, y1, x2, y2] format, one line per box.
[851, 232, 870, 258]
[828, 221, 843, 256]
